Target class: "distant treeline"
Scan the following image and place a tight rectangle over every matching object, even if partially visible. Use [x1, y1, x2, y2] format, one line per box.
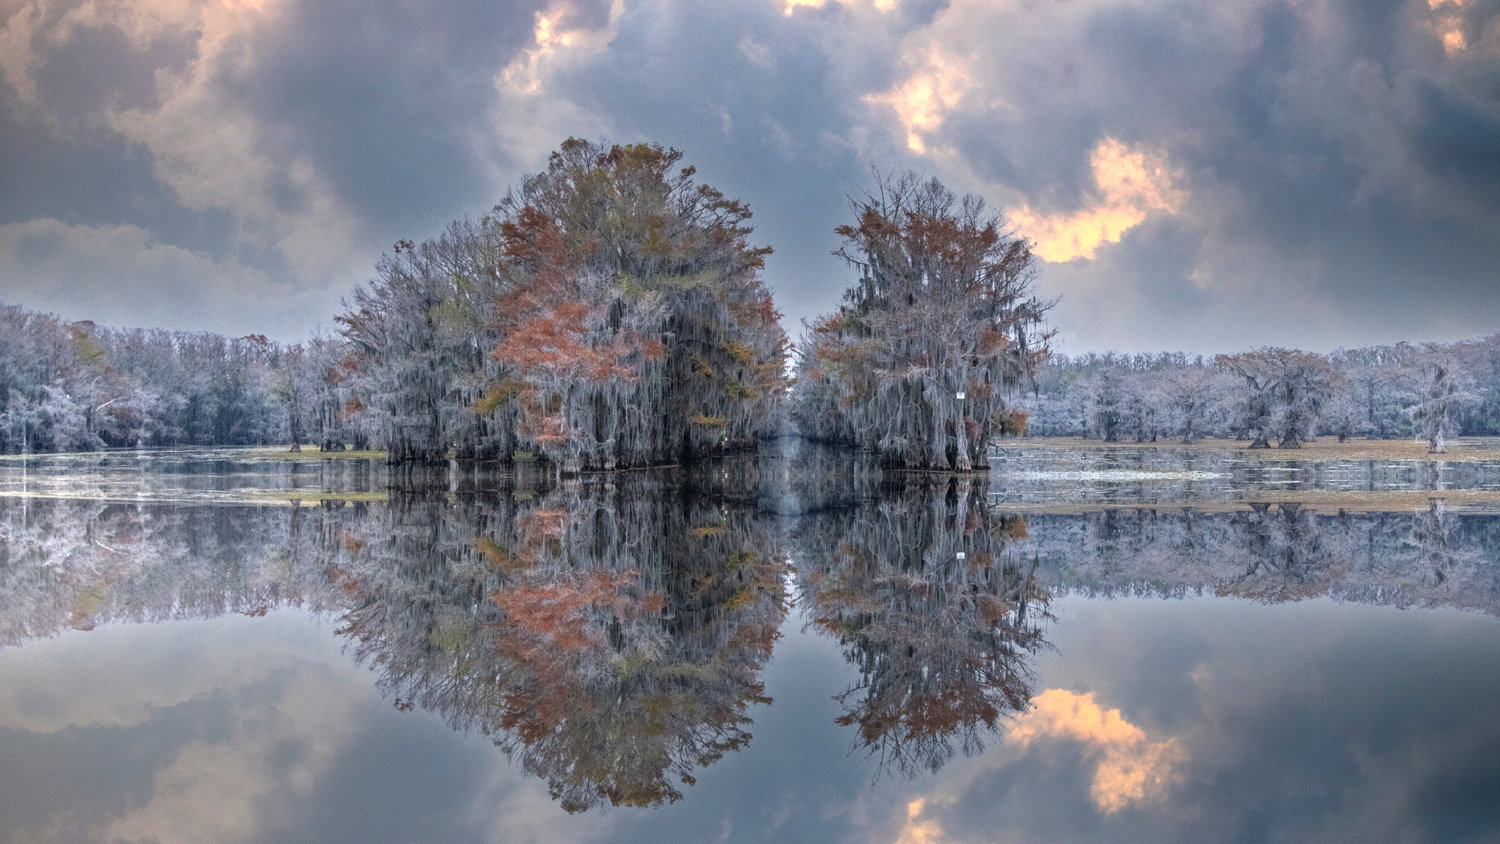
[0, 302, 304, 453]
[6, 300, 1496, 459]
[10, 290, 1490, 458]
[1022, 339, 1496, 451]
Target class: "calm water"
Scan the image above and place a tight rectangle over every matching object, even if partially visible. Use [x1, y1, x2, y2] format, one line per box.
[2, 444, 1499, 843]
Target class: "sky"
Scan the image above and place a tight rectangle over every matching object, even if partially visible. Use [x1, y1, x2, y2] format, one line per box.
[0, 0, 1497, 354]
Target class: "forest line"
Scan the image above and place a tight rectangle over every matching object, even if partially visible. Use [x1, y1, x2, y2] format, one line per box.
[1, 138, 1492, 464]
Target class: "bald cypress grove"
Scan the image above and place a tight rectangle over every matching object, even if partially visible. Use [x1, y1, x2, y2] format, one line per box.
[339, 139, 788, 469]
[791, 174, 1052, 471]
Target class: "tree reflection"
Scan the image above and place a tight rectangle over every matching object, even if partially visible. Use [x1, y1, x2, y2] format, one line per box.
[1217, 502, 1335, 602]
[7, 465, 1500, 810]
[1011, 502, 1500, 612]
[794, 476, 1050, 778]
[330, 472, 788, 812]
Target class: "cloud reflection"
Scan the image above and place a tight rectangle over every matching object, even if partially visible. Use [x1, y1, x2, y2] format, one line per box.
[104, 665, 360, 844]
[1008, 688, 1185, 813]
[892, 797, 950, 844]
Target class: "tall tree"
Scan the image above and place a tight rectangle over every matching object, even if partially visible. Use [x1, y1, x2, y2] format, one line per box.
[489, 139, 787, 470]
[1412, 346, 1468, 453]
[1216, 347, 1333, 448]
[792, 173, 1052, 470]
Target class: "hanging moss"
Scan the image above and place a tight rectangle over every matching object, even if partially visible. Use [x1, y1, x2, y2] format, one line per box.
[339, 139, 789, 470]
[791, 173, 1053, 471]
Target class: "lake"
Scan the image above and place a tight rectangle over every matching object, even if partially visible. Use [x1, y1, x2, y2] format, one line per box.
[2, 441, 1499, 843]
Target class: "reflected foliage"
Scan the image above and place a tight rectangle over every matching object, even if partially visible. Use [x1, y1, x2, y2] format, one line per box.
[0, 497, 343, 642]
[795, 476, 1049, 777]
[1013, 500, 1500, 611]
[329, 473, 788, 811]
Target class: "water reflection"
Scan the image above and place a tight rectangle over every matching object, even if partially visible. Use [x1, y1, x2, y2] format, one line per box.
[989, 444, 1500, 504]
[3, 452, 1500, 826]
[1009, 499, 1500, 614]
[795, 475, 1047, 778]
[332, 480, 788, 812]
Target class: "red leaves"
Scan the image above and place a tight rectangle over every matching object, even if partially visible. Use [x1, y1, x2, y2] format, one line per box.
[492, 303, 638, 384]
[491, 570, 650, 653]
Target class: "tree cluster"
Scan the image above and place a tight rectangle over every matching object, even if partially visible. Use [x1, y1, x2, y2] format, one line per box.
[338, 139, 787, 469]
[790, 173, 1052, 471]
[15, 135, 1500, 466]
[2, 140, 791, 469]
[1025, 337, 1497, 453]
[0, 303, 306, 453]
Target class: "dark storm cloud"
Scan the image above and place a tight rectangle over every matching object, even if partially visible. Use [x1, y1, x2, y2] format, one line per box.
[1408, 74, 1500, 201]
[31, 18, 196, 120]
[0, 0, 563, 336]
[0, 11, 225, 245]
[1172, 3, 1500, 346]
[225, 0, 549, 232]
[0, 99, 239, 246]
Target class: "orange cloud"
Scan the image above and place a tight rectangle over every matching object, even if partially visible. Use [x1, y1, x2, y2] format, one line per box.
[1427, 0, 1473, 54]
[1008, 688, 1185, 813]
[501, 0, 624, 94]
[865, 49, 973, 154]
[1009, 138, 1185, 263]
[892, 798, 949, 844]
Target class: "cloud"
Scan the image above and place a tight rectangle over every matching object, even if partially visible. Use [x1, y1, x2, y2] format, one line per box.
[783, 0, 899, 17]
[1009, 138, 1186, 262]
[1007, 688, 1186, 813]
[892, 798, 951, 844]
[487, 0, 622, 168]
[104, 663, 361, 844]
[500, 0, 625, 96]
[0, 0, 362, 280]
[0, 217, 339, 339]
[865, 45, 973, 155]
[0, 613, 330, 734]
[1427, 0, 1474, 55]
